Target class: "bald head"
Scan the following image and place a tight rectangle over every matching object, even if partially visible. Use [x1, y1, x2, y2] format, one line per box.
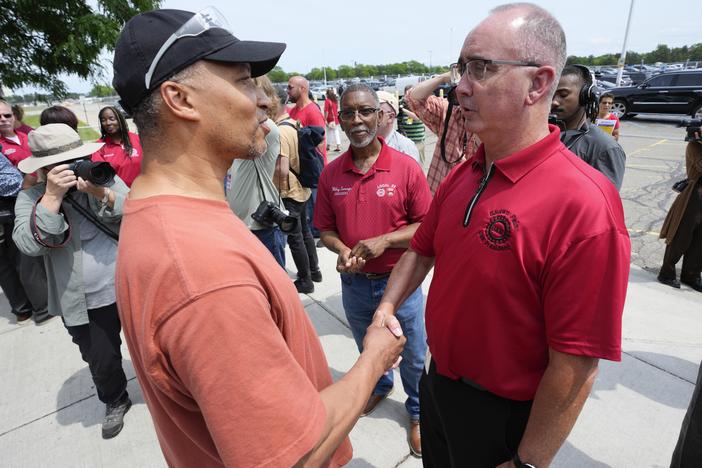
[289, 75, 309, 90]
[485, 3, 566, 94]
[287, 75, 310, 104]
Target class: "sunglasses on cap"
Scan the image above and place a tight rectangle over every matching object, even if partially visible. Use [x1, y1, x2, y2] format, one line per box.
[144, 6, 231, 89]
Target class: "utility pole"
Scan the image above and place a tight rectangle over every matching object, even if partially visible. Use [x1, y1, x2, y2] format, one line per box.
[616, 0, 635, 87]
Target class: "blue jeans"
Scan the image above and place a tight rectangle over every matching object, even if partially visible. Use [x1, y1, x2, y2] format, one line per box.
[340, 273, 426, 420]
[252, 227, 286, 268]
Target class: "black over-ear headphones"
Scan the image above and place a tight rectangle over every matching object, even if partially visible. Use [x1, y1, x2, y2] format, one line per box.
[572, 64, 598, 107]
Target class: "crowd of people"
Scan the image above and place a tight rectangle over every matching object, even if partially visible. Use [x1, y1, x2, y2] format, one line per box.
[0, 1, 701, 467]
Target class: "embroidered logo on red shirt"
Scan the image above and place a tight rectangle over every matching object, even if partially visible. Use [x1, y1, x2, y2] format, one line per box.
[376, 183, 396, 198]
[479, 209, 519, 251]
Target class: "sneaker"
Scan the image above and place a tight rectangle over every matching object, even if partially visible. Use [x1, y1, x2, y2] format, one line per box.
[310, 269, 323, 283]
[102, 394, 132, 439]
[16, 312, 32, 324]
[294, 278, 314, 294]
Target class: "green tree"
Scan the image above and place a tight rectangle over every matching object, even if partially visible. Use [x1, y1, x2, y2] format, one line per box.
[337, 65, 354, 78]
[0, 0, 160, 97]
[89, 83, 115, 97]
[267, 66, 288, 83]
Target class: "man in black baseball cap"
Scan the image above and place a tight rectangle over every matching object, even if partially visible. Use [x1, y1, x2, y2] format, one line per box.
[112, 8, 405, 467]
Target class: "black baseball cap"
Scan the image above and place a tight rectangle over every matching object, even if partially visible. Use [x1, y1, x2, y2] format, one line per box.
[113, 8, 286, 114]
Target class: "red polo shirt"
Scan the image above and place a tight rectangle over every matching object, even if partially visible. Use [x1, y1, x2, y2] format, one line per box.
[411, 125, 630, 401]
[289, 102, 327, 163]
[1, 131, 31, 166]
[92, 132, 143, 187]
[315, 138, 432, 273]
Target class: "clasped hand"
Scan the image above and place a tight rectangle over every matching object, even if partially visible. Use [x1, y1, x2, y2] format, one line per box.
[336, 236, 390, 273]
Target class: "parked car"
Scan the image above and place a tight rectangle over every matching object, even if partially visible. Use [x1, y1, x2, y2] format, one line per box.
[596, 80, 617, 91]
[598, 74, 633, 87]
[609, 70, 702, 119]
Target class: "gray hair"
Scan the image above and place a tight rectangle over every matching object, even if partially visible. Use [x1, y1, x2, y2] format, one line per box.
[340, 83, 379, 109]
[491, 3, 567, 95]
[131, 63, 203, 143]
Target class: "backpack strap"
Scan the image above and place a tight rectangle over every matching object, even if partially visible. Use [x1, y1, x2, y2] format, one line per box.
[278, 121, 301, 179]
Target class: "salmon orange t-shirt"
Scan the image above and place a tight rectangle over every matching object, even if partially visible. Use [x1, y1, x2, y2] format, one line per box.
[115, 195, 352, 468]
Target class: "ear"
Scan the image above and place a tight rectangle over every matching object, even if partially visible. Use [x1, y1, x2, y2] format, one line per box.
[526, 66, 557, 106]
[159, 80, 200, 123]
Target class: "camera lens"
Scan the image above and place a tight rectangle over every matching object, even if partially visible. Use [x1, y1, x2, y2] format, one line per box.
[69, 160, 116, 186]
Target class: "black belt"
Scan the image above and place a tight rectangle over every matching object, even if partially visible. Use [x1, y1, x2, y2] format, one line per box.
[430, 360, 487, 392]
[460, 376, 487, 391]
[363, 271, 391, 280]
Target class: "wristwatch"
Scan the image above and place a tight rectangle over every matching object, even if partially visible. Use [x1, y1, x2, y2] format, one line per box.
[513, 452, 537, 468]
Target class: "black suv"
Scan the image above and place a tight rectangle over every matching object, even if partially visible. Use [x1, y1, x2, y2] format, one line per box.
[609, 70, 702, 119]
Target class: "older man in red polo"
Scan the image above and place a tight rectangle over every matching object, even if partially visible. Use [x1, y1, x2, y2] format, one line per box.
[315, 83, 432, 457]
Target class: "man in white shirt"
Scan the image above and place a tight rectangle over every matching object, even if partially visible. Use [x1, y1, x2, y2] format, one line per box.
[377, 91, 421, 164]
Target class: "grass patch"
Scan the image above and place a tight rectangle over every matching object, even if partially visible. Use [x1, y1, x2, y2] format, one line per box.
[22, 115, 101, 141]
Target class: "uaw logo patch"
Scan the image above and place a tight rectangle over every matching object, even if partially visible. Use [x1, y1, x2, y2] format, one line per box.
[479, 209, 519, 251]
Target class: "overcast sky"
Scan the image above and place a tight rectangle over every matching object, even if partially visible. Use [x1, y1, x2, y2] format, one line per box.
[15, 0, 702, 95]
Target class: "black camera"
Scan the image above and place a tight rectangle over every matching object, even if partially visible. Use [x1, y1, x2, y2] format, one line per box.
[548, 113, 567, 132]
[251, 201, 297, 233]
[680, 118, 702, 142]
[68, 160, 116, 186]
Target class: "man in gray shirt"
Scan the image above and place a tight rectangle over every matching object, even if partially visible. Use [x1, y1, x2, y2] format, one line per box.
[551, 65, 626, 190]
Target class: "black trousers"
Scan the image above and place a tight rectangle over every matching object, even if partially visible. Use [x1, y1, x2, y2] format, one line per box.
[283, 198, 319, 279]
[64, 303, 127, 404]
[0, 222, 34, 316]
[671, 360, 702, 468]
[661, 181, 702, 281]
[420, 361, 533, 467]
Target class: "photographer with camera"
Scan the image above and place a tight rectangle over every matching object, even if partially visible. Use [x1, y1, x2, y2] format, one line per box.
[403, 72, 480, 193]
[12, 123, 132, 439]
[227, 76, 292, 268]
[658, 127, 702, 292]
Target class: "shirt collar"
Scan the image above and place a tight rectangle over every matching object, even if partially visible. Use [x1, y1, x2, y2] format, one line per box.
[470, 124, 563, 184]
[342, 137, 393, 174]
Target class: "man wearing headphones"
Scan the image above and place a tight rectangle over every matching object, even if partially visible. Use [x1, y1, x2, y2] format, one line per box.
[551, 65, 626, 190]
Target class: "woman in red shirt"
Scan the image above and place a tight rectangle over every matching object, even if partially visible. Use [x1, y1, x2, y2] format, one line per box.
[324, 88, 341, 152]
[92, 106, 143, 187]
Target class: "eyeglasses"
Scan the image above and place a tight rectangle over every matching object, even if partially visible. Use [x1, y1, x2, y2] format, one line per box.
[338, 107, 379, 121]
[450, 58, 541, 83]
[0, 113, 13, 119]
[144, 6, 232, 89]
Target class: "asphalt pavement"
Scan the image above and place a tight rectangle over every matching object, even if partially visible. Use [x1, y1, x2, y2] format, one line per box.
[1, 116, 701, 467]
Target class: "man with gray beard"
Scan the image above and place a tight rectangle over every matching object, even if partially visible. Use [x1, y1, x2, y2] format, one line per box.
[314, 83, 432, 457]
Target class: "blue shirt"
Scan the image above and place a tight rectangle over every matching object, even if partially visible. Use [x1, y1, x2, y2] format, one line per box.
[0, 151, 22, 197]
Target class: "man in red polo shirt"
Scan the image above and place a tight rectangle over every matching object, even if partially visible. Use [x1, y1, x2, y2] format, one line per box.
[0, 100, 32, 166]
[315, 83, 432, 457]
[375, 4, 630, 468]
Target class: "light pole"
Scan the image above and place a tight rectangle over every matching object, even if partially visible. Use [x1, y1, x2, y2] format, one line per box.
[428, 50, 433, 70]
[616, 0, 635, 87]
